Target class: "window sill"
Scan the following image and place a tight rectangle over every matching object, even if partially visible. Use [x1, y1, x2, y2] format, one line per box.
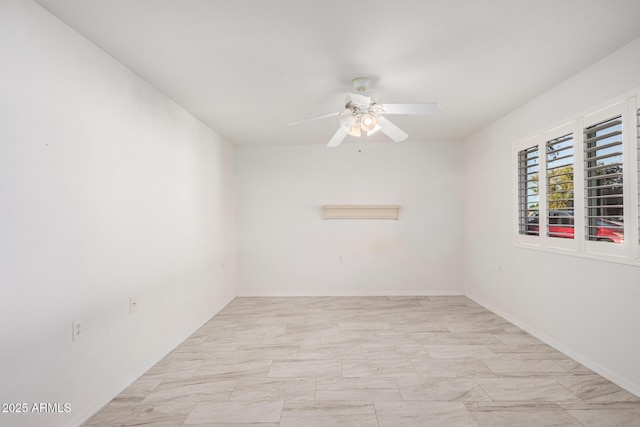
[514, 241, 640, 267]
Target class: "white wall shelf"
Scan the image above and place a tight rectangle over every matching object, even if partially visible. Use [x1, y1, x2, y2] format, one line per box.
[322, 205, 400, 220]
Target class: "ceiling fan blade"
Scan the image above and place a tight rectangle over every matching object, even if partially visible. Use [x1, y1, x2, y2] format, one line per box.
[288, 111, 341, 127]
[348, 93, 371, 106]
[327, 126, 348, 147]
[379, 103, 441, 115]
[377, 116, 408, 142]
[366, 124, 381, 136]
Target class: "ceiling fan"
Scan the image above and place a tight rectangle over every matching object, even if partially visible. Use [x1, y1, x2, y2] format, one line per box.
[288, 77, 441, 147]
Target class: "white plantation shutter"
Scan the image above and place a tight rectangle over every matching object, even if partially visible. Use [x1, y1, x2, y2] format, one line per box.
[546, 133, 574, 238]
[518, 146, 539, 236]
[584, 116, 624, 243]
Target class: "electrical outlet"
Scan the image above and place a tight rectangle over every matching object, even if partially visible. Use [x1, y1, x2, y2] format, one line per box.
[72, 321, 83, 341]
[129, 297, 138, 313]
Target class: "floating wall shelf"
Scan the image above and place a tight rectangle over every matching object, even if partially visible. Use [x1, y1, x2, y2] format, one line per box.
[322, 205, 400, 220]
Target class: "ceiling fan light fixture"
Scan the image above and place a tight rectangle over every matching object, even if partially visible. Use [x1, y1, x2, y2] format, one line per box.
[339, 113, 357, 129]
[360, 113, 377, 132]
[347, 125, 361, 137]
[289, 77, 439, 147]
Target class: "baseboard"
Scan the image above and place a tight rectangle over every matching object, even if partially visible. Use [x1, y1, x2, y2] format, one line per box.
[64, 294, 236, 427]
[236, 290, 465, 297]
[64, 377, 139, 427]
[466, 292, 640, 399]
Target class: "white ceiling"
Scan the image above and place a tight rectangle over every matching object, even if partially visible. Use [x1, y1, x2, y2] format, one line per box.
[35, 0, 640, 146]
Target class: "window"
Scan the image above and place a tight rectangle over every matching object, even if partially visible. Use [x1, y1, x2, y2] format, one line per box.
[584, 116, 624, 243]
[518, 146, 539, 236]
[546, 133, 574, 239]
[514, 91, 640, 264]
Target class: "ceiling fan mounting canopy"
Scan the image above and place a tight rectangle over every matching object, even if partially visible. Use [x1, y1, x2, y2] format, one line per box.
[288, 77, 441, 147]
[351, 77, 371, 92]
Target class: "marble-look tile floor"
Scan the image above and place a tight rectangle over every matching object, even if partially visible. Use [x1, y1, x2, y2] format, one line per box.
[84, 296, 640, 426]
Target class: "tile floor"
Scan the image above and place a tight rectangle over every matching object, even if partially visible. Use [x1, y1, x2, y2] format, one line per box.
[83, 296, 640, 426]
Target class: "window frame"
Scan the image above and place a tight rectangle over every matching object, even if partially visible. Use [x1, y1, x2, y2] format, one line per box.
[514, 123, 580, 252]
[513, 90, 640, 265]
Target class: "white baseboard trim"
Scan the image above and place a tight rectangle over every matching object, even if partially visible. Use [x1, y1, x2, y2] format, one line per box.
[64, 295, 236, 427]
[236, 290, 465, 297]
[466, 292, 640, 399]
[65, 375, 145, 427]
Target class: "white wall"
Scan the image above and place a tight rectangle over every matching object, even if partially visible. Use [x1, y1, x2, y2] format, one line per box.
[0, 2, 236, 426]
[236, 141, 463, 296]
[463, 37, 640, 396]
